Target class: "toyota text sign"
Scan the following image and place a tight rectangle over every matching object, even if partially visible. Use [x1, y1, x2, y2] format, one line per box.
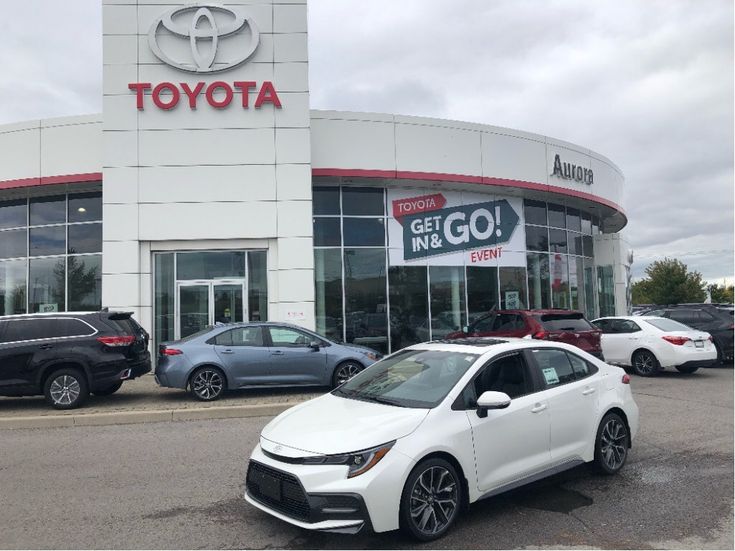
[401, 199, 520, 261]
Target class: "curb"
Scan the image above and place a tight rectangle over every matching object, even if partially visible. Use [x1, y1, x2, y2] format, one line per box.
[0, 402, 297, 430]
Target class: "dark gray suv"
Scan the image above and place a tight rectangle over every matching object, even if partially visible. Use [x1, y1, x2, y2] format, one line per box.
[155, 322, 381, 401]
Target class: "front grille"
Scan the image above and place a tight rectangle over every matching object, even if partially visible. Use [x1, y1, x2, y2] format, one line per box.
[247, 461, 310, 521]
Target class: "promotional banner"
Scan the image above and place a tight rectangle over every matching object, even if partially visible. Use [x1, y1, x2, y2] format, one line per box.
[388, 189, 527, 267]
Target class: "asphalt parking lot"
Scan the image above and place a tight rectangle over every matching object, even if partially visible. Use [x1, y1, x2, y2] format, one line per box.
[0, 366, 732, 549]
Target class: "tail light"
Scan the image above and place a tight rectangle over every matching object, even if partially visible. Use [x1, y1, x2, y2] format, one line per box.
[160, 347, 183, 356]
[532, 330, 547, 340]
[662, 335, 690, 346]
[622, 374, 631, 384]
[97, 335, 135, 347]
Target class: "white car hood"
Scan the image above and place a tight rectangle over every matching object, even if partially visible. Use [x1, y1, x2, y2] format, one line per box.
[260, 393, 429, 456]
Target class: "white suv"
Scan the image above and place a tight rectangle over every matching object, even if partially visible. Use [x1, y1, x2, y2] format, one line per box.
[244, 338, 639, 540]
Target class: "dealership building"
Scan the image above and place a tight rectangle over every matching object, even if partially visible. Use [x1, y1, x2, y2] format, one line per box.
[0, 0, 631, 354]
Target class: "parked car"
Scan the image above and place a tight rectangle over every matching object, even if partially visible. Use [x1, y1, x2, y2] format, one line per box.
[0, 311, 151, 409]
[155, 322, 381, 401]
[644, 305, 734, 364]
[446, 309, 604, 359]
[592, 316, 717, 376]
[244, 338, 638, 540]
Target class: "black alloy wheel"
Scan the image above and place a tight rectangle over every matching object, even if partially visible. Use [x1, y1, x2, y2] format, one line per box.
[400, 458, 462, 541]
[632, 349, 659, 377]
[332, 361, 363, 388]
[594, 412, 629, 474]
[190, 367, 225, 401]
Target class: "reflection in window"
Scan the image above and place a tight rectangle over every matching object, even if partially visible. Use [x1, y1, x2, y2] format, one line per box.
[314, 249, 343, 342]
[313, 218, 341, 247]
[584, 258, 597, 319]
[466, 266, 498, 322]
[389, 265, 428, 349]
[570, 256, 585, 313]
[548, 204, 566, 228]
[176, 251, 245, 280]
[568, 232, 583, 255]
[500, 267, 528, 309]
[68, 223, 102, 254]
[550, 253, 570, 309]
[30, 195, 66, 225]
[30, 226, 66, 256]
[68, 193, 102, 223]
[429, 266, 465, 339]
[0, 200, 27, 229]
[313, 186, 340, 215]
[524, 199, 547, 226]
[29, 257, 65, 312]
[342, 187, 384, 216]
[67, 255, 102, 311]
[527, 253, 550, 309]
[598, 265, 615, 317]
[0, 229, 26, 259]
[343, 218, 385, 246]
[549, 228, 567, 254]
[247, 251, 268, 322]
[0, 259, 26, 315]
[344, 248, 388, 354]
[525, 225, 549, 252]
[154, 253, 175, 351]
[566, 207, 581, 232]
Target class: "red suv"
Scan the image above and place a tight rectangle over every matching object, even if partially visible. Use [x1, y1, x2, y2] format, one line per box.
[447, 309, 604, 359]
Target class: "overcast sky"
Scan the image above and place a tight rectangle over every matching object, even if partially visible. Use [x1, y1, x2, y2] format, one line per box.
[1, 0, 732, 283]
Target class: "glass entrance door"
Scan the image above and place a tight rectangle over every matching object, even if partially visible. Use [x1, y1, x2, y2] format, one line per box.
[176, 280, 246, 339]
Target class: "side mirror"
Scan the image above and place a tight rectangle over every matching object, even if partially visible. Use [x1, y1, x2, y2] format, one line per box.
[309, 340, 322, 350]
[476, 391, 511, 418]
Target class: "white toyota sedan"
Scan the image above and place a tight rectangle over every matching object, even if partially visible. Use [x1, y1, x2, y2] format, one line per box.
[244, 339, 639, 540]
[592, 316, 717, 376]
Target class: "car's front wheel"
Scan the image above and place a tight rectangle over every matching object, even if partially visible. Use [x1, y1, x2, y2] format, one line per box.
[400, 458, 462, 541]
[631, 349, 659, 377]
[594, 412, 629, 474]
[44, 368, 89, 410]
[189, 366, 226, 401]
[331, 361, 363, 388]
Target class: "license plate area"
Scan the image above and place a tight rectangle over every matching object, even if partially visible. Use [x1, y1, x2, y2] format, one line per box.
[253, 471, 281, 501]
[694, 340, 704, 349]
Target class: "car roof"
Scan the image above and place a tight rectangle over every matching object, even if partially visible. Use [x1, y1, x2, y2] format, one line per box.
[0, 311, 100, 320]
[402, 337, 585, 357]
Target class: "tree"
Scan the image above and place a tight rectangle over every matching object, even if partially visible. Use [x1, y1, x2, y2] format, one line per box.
[708, 283, 734, 304]
[633, 258, 706, 305]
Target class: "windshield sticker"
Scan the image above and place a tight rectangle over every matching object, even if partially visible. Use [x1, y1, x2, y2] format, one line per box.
[542, 368, 559, 385]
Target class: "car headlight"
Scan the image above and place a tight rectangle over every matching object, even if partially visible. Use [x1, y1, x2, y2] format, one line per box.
[363, 350, 380, 361]
[301, 441, 395, 478]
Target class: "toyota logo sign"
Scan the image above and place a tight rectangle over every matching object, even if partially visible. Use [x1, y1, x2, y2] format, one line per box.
[148, 4, 260, 73]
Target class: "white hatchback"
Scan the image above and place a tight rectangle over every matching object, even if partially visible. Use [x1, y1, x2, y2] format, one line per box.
[244, 339, 639, 540]
[592, 316, 717, 376]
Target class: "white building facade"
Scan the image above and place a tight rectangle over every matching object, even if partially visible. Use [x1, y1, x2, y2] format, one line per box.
[0, 0, 631, 354]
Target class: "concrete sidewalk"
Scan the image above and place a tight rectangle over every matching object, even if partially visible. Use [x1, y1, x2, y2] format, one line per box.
[0, 374, 321, 430]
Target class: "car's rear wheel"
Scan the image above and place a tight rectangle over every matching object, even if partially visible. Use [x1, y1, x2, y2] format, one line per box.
[189, 366, 225, 401]
[594, 412, 629, 474]
[92, 381, 124, 396]
[44, 368, 89, 410]
[400, 458, 462, 541]
[675, 364, 699, 374]
[331, 361, 363, 388]
[632, 349, 659, 376]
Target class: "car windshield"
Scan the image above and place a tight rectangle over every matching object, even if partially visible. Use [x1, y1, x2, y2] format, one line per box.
[535, 313, 594, 331]
[644, 318, 693, 332]
[333, 349, 479, 409]
[178, 326, 214, 342]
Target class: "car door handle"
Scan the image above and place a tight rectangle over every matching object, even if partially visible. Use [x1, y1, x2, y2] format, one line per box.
[39, 344, 53, 350]
[582, 387, 596, 395]
[531, 403, 547, 413]
[271, 351, 285, 356]
[220, 349, 234, 354]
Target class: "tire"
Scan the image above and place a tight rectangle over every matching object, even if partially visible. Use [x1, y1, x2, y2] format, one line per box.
[594, 412, 630, 475]
[92, 381, 124, 396]
[189, 366, 226, 401]
[43, 368, 89, 410]
[713, 342, 724, 366]
[399, 457, 462, 541]
[631, 349, 660, 377]
[331, 361, 364, 388]
[675, 365, 699, 374]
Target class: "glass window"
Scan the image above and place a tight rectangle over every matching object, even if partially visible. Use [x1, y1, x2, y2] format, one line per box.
[548, 204, 566, 228]
[570, 256, 585, 312]
[581, 212, 592, 234]
[343, 218, 385, 246]
[566, 207, 581, 232]
[0, 229, 26, 259]
[568, 232, 583, 255]
[567, 352, 597, 379]
[29, 257, 65, 313]
[313, 186, 340, 215]
[3, 318, 62, 341]
[68, 223, 102, 254]
[268, 326, 313, 347]
[313, 218, 341, 247]
[342, 187, 384, 216]
[597, 265, 615, 317]
[474, 353, 531, 399]
[314, 249, 343, 342]
[527, 253, 550, 309]
[466, 266, 498, 323]
[550, 253, 570, 309]
[154, 253, 175, 349]
[592, 216, 600, 234]
[429, 266, 466, 340]
[525, 225, 549, 252]
[0, 200, 27, 229]
[389, 265, 428, 349]
[644, 318, 694, 332]
[55, 318, 95, 337]
[67, 255, 101, 311]
[583, 259, 597, 319]
[0, 259, 26, 315]
[549, 228, 567, 254]
[30, 195, 66, 226]
[524, 199, 547, 226]
[29, 226, 65, 256]
[492, 313, 526, 331]
[247, 251, 268, 322]
[216, 326, 264, 347]
[536, 312, 594, 331]
[582, 235, 594, 257]
[344, 248, 388, 354]
[176, 251, 245, 280]
[470, 314, 495, 333]
[68, 193, 102, 223]
[530, 348, 576, 387]
[500, 267, 528, 309]
[614, 319, 641, 333]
